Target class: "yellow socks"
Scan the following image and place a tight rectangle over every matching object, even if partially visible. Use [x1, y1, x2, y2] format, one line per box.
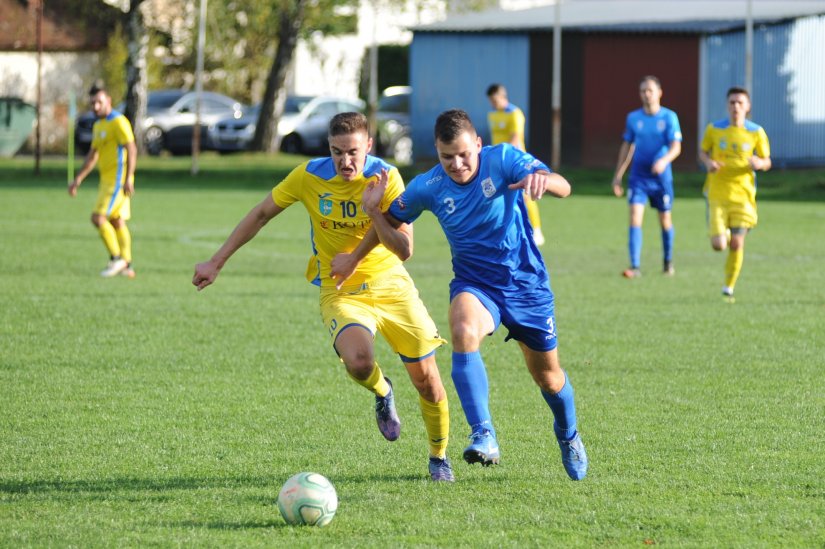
[97, 221, 120, 258]
[115, 224, 132, 264]
[348, 363, 390, 397]
[525, 197, 541, 230]
[419, 395, 449, 459]
[724, 247, 744, 290]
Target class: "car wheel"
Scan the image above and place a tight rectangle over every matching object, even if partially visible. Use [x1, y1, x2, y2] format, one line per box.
[281, 133, 303, 154]
[144, 126, 164, 156]
[391, 135, 413, 165]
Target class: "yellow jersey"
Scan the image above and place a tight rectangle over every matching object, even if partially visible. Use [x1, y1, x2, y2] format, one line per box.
[701, 119, 770, 205]
[272, 156, 404, 288]
[91, 110, 135, 189]
[488, 103, 525, 149]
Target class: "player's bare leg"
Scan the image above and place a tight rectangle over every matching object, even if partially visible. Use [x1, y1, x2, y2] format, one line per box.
[520, 345, 588, 480]
[450, 293, 499, 466]
[335, 326, 400, 441]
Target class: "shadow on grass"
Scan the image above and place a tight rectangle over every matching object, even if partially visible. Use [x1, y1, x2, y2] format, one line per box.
[0, 475, 279, 495]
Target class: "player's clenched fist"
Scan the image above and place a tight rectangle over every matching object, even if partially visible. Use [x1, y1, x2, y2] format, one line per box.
[193, 260, 220, 291]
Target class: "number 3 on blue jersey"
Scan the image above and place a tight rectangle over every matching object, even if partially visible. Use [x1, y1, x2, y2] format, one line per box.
[443, 197, 456, 214]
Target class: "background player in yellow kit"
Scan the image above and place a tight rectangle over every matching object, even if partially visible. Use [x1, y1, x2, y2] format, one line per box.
[699, 87, 771, 302]
[68, 83, 137, 278]
[487, 83, 545, 246]
[192, 112, 455, 481]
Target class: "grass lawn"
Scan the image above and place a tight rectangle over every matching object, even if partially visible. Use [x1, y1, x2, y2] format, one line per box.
[1, 155, 823, 547]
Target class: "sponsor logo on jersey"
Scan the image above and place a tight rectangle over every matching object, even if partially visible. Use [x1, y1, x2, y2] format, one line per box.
[318, 193, 333, 215]
[522, 158, 542, 170]
[425, 175, 442, 186]
[396, 195, 407, 210]
[481, 177, 496, 198]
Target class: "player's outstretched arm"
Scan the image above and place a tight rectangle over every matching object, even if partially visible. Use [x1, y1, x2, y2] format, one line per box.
[509, 170, 571, 200]
[68, 148, 99, 197]
[362, 169, 412, 260]
[193, 193, 284, 291]
[611, 141, 634, 197]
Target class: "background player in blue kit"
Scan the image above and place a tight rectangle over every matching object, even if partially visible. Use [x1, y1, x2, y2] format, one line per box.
[611, 76, 682, 278]
[359, 109, 588, 480]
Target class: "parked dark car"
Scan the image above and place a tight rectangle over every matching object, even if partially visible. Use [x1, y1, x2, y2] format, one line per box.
[208, 96, 365, 155]
[374, 86, 412, 165]
[74, 89, 244, 156]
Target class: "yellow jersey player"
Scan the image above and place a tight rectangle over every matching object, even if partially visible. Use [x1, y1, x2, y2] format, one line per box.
[69, 83, 137, 278]
[487, 83, 545, 246]
[699, 87, 771, 303]
[192, 112, 455, 481]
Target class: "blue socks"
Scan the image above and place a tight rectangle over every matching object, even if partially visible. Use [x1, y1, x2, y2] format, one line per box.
[628, 226, 642, 269]
[662, 226, 674, 263]
[451, 351, 493, 432]
[541, 372, 578, 441]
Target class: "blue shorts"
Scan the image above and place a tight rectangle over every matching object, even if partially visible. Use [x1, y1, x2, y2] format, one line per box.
[449, 279, 558, 352]
[628, 176, 673, 212]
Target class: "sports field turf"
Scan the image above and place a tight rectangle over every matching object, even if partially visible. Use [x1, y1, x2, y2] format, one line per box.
[2, 156, 823, 547]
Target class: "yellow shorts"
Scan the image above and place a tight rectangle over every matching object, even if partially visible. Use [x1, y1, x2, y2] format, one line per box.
[319, 267, 446, 362]
[94, 184, 131, 220]
[707, 199, 757, 237]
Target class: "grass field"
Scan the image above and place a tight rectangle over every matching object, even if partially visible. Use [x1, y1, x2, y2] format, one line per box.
[2, 155, 824, 547]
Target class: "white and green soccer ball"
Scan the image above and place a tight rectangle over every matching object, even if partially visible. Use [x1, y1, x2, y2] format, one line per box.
[277, 472, 338, 527]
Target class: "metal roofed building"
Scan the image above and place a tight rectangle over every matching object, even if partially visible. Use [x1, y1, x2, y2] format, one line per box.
[409, 1, 825, 168]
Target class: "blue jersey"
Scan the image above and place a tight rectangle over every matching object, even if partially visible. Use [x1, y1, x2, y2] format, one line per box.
[388, 144, 550, 296]
[622, 107, 682, 182]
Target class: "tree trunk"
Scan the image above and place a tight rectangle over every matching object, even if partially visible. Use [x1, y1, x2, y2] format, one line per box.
[250, 0, 307, 153]
[124, 0, 148, 154]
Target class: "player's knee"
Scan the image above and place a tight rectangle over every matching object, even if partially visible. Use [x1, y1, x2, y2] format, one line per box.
[342, 352, 374, 380]
[450, 322, 482, 352]
[90, 214, 103, 227]
[710, 237, 726, 251]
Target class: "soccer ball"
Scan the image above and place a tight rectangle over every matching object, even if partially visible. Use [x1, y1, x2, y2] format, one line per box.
[277, 472, 338, 527]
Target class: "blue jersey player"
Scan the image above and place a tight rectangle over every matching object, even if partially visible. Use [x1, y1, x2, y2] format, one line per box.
[357, 109, 587, 480]
[611, 76, 682, 278]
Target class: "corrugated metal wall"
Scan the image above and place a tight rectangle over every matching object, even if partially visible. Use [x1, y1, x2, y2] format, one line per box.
[410, 32, 530, 160]
[701, 15, 825, 167]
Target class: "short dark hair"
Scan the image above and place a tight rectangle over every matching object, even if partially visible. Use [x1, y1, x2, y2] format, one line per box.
[434, 109, 477, 144]
[639, 75, 661, 89]
[726, 86, 750, 100]
[486, 83, 506, 97]
[329, 111, 369, 137]
[88, 80, 108, 97]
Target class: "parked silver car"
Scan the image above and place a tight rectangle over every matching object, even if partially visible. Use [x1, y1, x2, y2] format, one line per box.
[208, 96, 365, 154]
[74, 89, 244, 156]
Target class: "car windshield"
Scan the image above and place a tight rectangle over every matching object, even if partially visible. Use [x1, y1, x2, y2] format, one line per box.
[285, 96, 314, 114]
[148, 92, 186, 109]
[378, 93, 409, 113]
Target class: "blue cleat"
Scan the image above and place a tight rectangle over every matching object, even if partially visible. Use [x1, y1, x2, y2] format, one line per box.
[462, 427, 500, 466]
[428, 456, 455, 482]
[556, 431, 588, 480]
[375, 377, 400, 441]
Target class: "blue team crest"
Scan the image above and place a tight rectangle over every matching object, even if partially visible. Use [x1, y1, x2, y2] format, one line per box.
[657, 120, 666, 132]
[481, 177, 496, 198]
[719, 139, 727, 150]
[318, 193, 333, 215]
